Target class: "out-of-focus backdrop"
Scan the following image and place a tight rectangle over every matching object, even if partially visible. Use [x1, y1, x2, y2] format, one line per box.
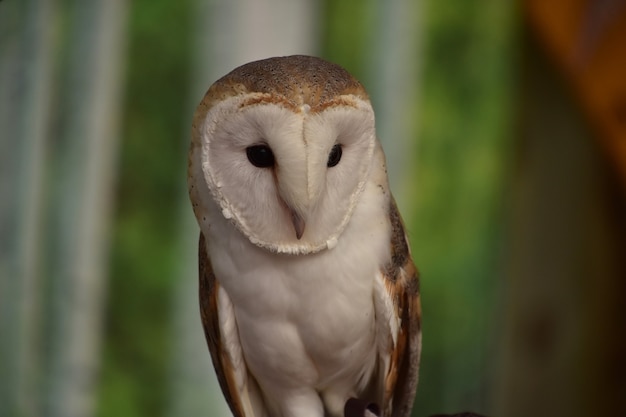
[1, 1, 625, 417]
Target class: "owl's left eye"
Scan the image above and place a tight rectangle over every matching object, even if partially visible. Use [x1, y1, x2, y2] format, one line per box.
[246, 144, 275, 168]
[327, 144, 342, 167]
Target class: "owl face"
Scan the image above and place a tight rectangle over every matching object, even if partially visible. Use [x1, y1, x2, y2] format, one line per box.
[188, 56, 378, 254]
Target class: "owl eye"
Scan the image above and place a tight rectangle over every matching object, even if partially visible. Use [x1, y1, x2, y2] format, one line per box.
[327, 144, 342, 167]
[246, 144, 275, 168]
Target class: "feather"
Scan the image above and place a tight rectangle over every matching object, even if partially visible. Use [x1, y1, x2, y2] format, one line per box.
[199, 232, 267, 417]
[377, 198, 422, 417]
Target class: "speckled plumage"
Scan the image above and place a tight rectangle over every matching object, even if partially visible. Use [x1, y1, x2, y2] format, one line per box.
[196, 55, 368, 111]
[188, 55, 421, 417]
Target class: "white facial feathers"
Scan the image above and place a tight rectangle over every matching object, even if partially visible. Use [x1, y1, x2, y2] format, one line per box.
[189, 92, 377, 254]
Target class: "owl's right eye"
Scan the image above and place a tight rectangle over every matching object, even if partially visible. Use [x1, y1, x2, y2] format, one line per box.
[246, 144, 275, 168]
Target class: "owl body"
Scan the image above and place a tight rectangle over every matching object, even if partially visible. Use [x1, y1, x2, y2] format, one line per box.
[202, 141, 391, 416]
[202, 143, 392, 416]
[188, 56, 421, 417]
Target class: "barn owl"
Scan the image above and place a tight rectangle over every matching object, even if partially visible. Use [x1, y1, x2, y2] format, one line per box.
[187, 55, 421, 417]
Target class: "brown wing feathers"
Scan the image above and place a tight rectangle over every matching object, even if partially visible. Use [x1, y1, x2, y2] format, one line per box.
[198, 232, 246, 417]
[383, 199, 422, 417]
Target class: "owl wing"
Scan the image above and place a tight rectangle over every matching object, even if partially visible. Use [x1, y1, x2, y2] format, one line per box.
[198, 232, 266, 417]
[375, 198, 422, 417]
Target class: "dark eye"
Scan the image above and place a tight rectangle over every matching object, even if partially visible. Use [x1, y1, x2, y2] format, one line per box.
[327, 144, 342, 167]
[246, 144, 275, 168]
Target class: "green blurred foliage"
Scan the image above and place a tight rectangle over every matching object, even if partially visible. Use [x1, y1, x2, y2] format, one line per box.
[321, 0, 375, 80]
[99, 0, 192, 416]
[98, 1, 515, 416]
[413, 1, 515, 415]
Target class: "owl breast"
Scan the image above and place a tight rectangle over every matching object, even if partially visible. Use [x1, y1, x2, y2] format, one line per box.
[205, 174, 392, 408]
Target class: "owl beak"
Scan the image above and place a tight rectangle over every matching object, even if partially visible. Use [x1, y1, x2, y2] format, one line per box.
[290, 209, 306, 240]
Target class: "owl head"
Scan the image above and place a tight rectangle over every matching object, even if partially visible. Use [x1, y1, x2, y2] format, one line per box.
[188, 55, 379, 255]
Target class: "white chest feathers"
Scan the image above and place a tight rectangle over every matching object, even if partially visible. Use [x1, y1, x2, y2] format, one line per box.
[206, 176, 392, 416]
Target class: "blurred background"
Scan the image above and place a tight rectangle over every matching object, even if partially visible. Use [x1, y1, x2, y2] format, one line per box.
[1, 1, 625, 417]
